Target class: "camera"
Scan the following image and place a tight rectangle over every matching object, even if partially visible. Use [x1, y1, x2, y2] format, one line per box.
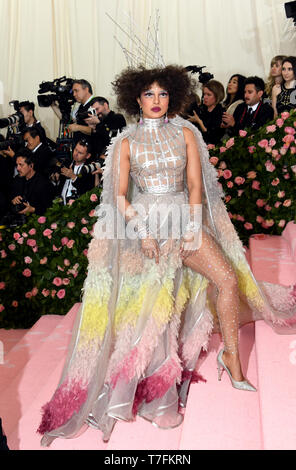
[0, 134, 24, 152]
[78, 106, 97, 121]
[12, 197, 28, 214]
[185, 66, 214, 84]
[37, 76, 75, 123]
[0, 100, 24, 130]
[79, 161, 101, 177]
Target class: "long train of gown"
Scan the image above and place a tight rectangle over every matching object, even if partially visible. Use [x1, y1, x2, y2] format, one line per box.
[38, 116, 296, 445]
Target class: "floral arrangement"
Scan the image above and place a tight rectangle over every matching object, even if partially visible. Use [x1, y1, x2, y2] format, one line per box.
[0, 188, 101, 329]
[208, 110, 296, 246]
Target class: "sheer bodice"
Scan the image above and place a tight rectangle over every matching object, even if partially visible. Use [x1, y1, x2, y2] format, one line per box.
[128, 117, 186, 194]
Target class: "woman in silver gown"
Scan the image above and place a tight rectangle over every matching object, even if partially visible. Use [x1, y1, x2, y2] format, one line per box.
[38, 65, 296, 446]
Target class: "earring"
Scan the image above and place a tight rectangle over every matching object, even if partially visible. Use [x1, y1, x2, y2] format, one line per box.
[139, 107, 143, 125]
[164, 112, 169, 123]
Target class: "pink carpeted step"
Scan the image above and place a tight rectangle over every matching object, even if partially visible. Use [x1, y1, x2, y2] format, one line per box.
[255, 320, 296, 450]
[179, 324, 262, 450]
[0, 315, 64, 396]
[0, 329, 27, 356]
[7, 358, 108, 450]
[249, 234, 296, 286]
[0, 304, 79, 443]
[106, 414, 183, 450]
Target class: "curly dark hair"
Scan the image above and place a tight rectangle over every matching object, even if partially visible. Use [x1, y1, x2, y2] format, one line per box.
[112, 65, 197, 117]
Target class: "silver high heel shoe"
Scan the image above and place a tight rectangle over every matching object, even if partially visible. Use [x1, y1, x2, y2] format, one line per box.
[217, 349, 257, 392]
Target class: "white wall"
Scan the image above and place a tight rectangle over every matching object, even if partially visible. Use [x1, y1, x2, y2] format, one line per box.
[0, 0, 295, 140]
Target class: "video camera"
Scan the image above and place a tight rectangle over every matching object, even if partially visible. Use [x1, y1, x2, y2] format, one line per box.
[185, 66, 214, 84]
[37, 76, 75, 123]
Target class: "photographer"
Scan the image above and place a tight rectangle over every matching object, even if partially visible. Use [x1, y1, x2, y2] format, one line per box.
[53, 139, 96, 205]
[66, 79, 95, 144]
[0, 148, 54, 227]
[23, 127, 55, 178]
[84, 96, 126, 159]
[18, 101, 47, 143]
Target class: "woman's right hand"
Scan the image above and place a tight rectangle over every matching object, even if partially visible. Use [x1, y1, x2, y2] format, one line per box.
[141, 237, 160, 264]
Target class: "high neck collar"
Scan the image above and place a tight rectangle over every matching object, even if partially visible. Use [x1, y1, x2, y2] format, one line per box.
[142, 116, 166, 129]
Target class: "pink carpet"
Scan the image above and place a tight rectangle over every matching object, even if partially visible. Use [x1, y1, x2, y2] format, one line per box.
[1, 222, 295, 450]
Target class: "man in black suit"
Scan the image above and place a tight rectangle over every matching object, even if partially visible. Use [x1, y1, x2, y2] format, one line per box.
[222, 76, 274, 136]
[23, 127, 55, 177]
[53, 139, 95, 204]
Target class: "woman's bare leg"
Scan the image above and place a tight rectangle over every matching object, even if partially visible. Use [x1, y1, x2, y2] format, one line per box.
[183, 231, 244, 381]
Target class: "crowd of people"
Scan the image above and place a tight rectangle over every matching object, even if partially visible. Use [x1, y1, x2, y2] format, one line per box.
[0, 55, 295, 228]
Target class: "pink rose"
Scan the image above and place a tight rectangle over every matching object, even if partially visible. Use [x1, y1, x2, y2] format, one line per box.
[272, 149, 279, 158]
[258, 139, 269, 148]
[265, 160, 276, 172]
[8, 244, 16, 251]
[285, 126, 295, 135]
[281, 112, 291, 120]
[247, 171, 257, 179]
[291, 165, 296, 174]
[40, 257, 48, 264]
[67, 199, 75, 206]
[280, 147, 287, 156]
[237, 215, 245, 222]
[227, 181, 234, 188]
[22, 232, 28, 238]
[263, 219, 274, 228]
[83, 249, 88, 257]
[31, 287, 38, 296]
[1, 250, 7, 259]
[51, 290, 57, 298]
[237, 190, 244, 197]
[61, 237, 69, 246]
[67, 240, 75, 249]
[266, 125, 276, 133]
[223, 169, 232, 180]
[277, 191, 285, 198]
[252, 180, 261, 190]
[53, 277, 63, 287]
[256, 216, 264, 223]
[0, 305, 5, 312]
[42, 289, 50, 297]
[265, 146, 272, 154]
[256, 199, 266, 208]
[23, 268, 31, 277]
[51, 223, 58, 230]
[89, 210, 96, 217]
[209, 157, 219, 166]
[0, 282, 5, 289]
[57, 289, 66, 299]
[63, 278, 70, 286]
[244, 223, 253, 230]
[226, 138, 235, 149]
[283, 134, 295, 144]
[234, 176, 245, 186]
[271, 178, 280, 186]
[217, 169, 223, 178]
[90, 194, 98, 202]
[265, 205, 272, 212]
[81, 227, 89, 234]
[268, 138, 276, 147]
[13, 232, 21, 240]
[276, 118, 284, 128]
[29, 228, 36, 235]
[225, 195, 232, 203]
[43, 229, 53, 238]
[27, 238, 36, 247]
[64, 259, 71, 266]
[239, 130, 247, 137]
[81, 218, 88, 225]
[207, 144, 216, 150]
[220, 146, 227, 154]
[38, 216, 46, 224]
[12, 301, 18, 308]
[291, 147, 296, 155]
[278, 220, 286, 228]
[219, 161, 227, 170]
[284, 174, 290, 180]
[274, 202, 282, 208]
[248, 146, 256, 154]
[67, 222, 75, 229]
[25, 292, 32, 299]
[283, 199, 292, 207]
[24, 256, 32, 264]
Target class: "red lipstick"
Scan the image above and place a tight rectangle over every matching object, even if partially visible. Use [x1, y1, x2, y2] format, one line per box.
[151, 107, 161, 112]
